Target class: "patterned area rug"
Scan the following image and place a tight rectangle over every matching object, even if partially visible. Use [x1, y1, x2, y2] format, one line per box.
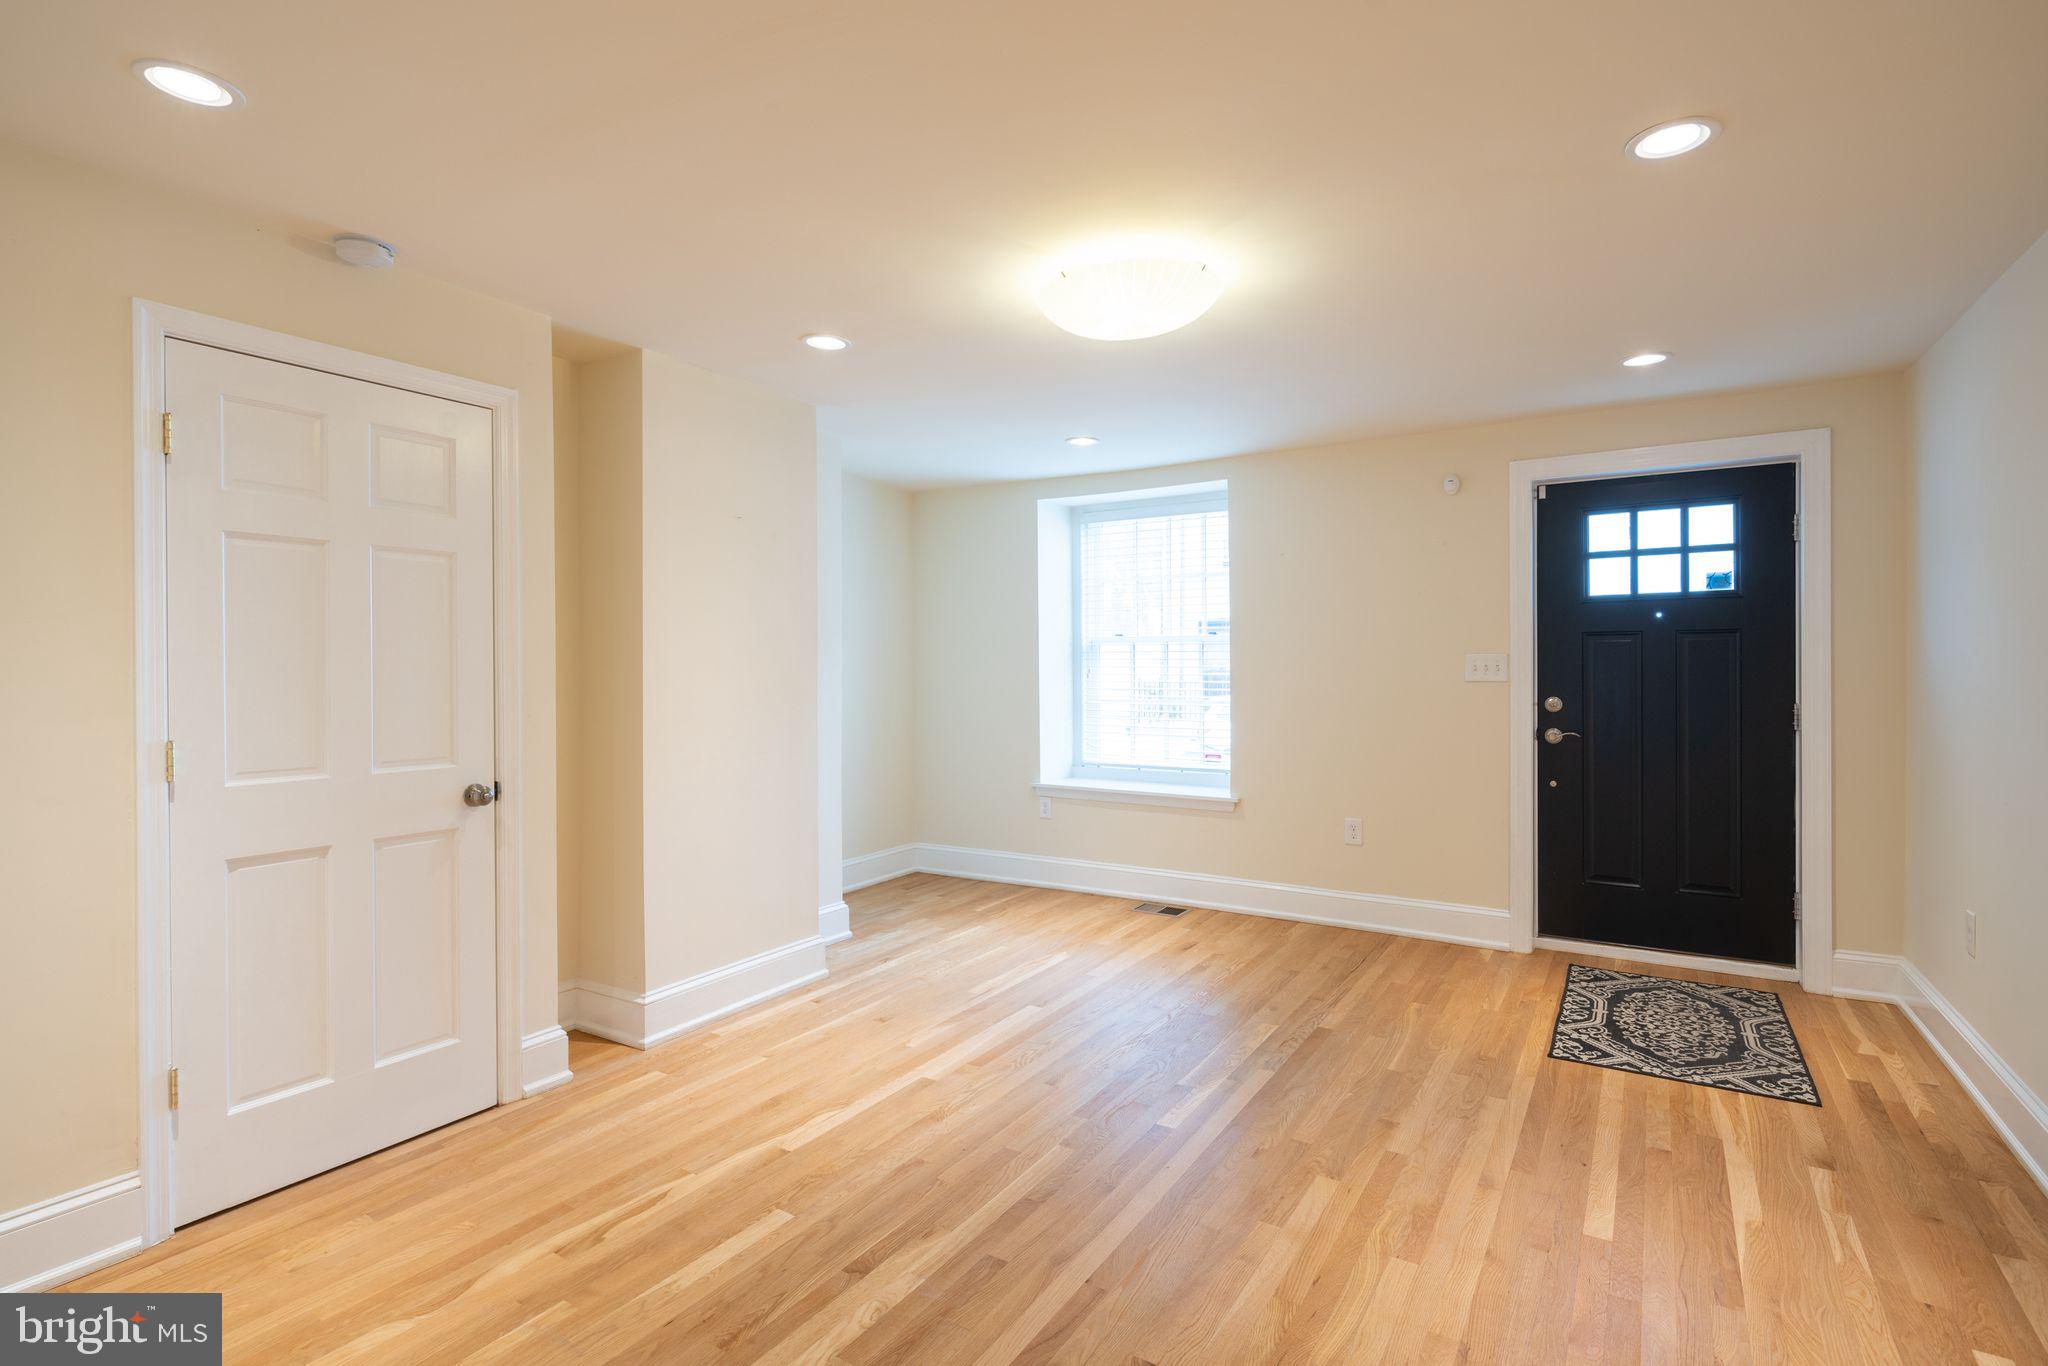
[1548, 963, 1820, 1106]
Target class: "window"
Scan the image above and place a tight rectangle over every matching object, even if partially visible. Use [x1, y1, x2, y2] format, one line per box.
[1074, 491, 1231, 785]
[1585, 502, 1737, 597]
[1036, 482, 1233, 807]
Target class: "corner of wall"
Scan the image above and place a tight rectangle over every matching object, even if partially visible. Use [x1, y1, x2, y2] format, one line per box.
[551, 352, 583, 990]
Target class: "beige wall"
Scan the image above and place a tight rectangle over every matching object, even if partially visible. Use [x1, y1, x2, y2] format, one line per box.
[553, 349, 820, 994]
[552, 354, 584, 986]
[911, 371, 1911, 953]
[842, 474, 917, 858]
[1907, 227, 2048, 1098]
[817, 440, 845, 912]
[639, 351, 820, 986]
[560, 352, 646, 991]
[0, 139, 558, 1211]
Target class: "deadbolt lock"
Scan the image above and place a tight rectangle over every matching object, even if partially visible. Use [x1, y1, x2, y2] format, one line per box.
[1543, 695, 1565, 713]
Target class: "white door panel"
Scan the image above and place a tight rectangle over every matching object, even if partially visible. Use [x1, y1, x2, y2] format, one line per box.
[166, 339, 497, 1224]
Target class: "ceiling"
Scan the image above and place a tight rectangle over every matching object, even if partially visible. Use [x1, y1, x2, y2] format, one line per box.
[6, 1, 2047, 486]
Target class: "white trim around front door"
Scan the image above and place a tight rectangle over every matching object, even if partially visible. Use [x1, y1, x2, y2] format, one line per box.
[131, 300, 529, 1250]
[1505, 428, 1834, 996]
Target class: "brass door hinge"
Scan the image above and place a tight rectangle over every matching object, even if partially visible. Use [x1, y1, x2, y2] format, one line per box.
[167, 1066, 180, 1111]
[164, 739, 176, 784]
[161, 412, 174, 457]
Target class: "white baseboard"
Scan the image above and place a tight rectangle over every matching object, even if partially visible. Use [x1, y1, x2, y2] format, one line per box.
[1827, 951, 2047, 1197]
[519, 1026, 572, 1097]
[0, 1173, 144, 1292]
[861, 843, 1512, 949]
[1828, 950, 1910, 1001]
[1896, 961, 2048, 1197]
[843, 843, 919, 891]
[819, 900, 851, 944]
[559, 933, 830, 1050]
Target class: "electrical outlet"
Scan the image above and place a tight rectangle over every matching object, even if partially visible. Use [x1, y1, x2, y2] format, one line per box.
[1343, 817, 1363, 846]
[1464, 652, 1509, 682]
[1038, 795, 1052, 820]
[1965, 908, 1977, 957]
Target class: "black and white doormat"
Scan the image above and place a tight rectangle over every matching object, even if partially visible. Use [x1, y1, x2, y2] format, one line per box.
[1548, 963, 1820, 1106]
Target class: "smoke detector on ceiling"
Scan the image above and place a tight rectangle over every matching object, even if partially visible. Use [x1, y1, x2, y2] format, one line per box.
[331, 234, 396, 269]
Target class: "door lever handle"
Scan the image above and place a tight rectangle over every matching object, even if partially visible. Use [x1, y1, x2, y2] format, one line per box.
[1542, 727, 1582, 745]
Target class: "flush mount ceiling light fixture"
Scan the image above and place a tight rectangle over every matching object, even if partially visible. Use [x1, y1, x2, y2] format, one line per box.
[1037, 254, 1226, 341]
[1065, 435, 1099, 447]
[1626, 117, 1720, 160]
[1622, 352, 1670, 367]
[802, 334, 851, 351]
[132, 59, 244, 108]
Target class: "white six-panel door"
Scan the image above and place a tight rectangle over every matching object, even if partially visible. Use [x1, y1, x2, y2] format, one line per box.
[165, 339, 498, 1224]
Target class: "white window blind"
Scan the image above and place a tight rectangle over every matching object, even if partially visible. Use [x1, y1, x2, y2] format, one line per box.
[1075, 493, 1230, 782]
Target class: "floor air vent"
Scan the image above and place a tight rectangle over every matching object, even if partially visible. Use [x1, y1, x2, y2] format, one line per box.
[1132, 902, 1189, 916]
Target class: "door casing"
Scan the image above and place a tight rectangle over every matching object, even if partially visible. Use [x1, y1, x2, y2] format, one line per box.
[131, 300, 528, 1250]
[1505, 429, 1833, 994]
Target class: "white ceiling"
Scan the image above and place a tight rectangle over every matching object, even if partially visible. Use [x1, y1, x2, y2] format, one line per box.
[6, 0, 2047, 486]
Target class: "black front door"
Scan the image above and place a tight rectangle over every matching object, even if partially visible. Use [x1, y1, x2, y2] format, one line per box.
[1535, 463, 1797, 964]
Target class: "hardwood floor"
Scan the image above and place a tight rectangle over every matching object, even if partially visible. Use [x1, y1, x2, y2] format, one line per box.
[74, 874, 2048, 1363]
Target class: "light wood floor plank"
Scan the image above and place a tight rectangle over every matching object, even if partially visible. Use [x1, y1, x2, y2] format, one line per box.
[68, 873, 2048, 1364]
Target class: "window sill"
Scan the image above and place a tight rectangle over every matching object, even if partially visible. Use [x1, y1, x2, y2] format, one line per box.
[1032, 778, 1240, 812]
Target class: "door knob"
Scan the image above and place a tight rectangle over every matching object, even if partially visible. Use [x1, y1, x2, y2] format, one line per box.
[1542, 727, 1582, 745]
[463, 783, 497, 807]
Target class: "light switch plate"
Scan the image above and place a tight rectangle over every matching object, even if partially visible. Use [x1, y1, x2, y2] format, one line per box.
[1465, 652, 1509, 682]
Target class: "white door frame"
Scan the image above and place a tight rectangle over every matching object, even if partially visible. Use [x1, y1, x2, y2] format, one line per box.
[130, 300, 527, 1247]
[1504, 428, 1833, 996]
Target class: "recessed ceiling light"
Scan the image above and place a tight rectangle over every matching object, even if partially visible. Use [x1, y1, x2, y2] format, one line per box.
[132, 59, 243, 108]
[802, 334, 850, 351]
[1065, 435, 1099, 447]
[1038, 257, 1225, 341]
[1622, 352, 1670, 367]
[1626, 118, 1719, 160]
